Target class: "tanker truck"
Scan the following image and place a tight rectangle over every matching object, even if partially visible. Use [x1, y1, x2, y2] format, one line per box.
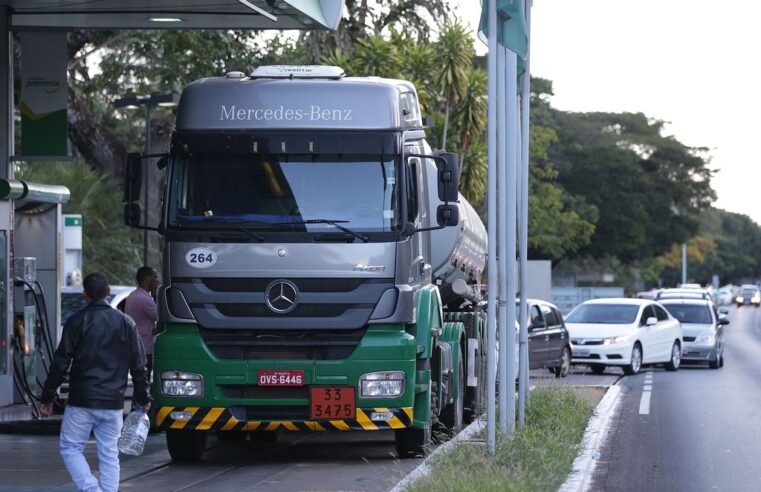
[123, 65, 491, 461]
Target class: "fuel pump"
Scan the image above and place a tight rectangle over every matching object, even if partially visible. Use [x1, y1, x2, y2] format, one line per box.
[13, 257, 38, 391]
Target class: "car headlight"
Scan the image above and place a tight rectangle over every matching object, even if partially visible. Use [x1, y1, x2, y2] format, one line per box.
[359, 371, 405, 398]
[603, 335, 632, 345]
[696, 334, 716, 345]
[161, 371, 204, 397]
[737, 296, 744, 302]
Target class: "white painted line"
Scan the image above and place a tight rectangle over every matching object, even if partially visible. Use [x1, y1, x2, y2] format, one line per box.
[644, 385, 652, 391]
[639, 391, 651, 415]
[390, 419, 485, 492]
[559, 384, 622, 492]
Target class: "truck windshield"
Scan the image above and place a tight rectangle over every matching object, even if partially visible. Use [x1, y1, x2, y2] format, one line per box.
[168, 153, 400, 234]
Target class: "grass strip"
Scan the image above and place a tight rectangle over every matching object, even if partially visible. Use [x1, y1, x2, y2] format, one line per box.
[407, 386, 595, 492]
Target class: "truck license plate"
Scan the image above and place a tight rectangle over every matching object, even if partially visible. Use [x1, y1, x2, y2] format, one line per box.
[310, 387, 356, 420]
[257, 370, 304, 386]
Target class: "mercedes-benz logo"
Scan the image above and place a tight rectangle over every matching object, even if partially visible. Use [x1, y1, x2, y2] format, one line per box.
[265, 280, 298, 314]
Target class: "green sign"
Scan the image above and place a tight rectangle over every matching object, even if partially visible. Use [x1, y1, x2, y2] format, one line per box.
[479, 0, 528, 59]
[65, 216, 82, 227]
[20, 32, 68, 157]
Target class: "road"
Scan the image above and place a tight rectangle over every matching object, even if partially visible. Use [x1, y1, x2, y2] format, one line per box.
[592, 304, 761, 491]
[0, 366, 613, 491]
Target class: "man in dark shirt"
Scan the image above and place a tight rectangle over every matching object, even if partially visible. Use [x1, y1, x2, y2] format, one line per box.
[39, 272, 151, 492]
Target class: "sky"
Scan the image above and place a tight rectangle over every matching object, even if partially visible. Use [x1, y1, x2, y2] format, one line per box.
[453, 0, 761, 224]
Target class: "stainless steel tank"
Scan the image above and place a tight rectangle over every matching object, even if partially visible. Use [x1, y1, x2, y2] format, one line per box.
[429, 193, 487, 304]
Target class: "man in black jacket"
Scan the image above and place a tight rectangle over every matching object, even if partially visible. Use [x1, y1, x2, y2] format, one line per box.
[39, 272, 151, 492]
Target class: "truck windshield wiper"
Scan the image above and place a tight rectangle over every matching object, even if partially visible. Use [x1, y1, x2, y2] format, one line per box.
[275, 219, 369, 243]
[175, 223, 264, 242]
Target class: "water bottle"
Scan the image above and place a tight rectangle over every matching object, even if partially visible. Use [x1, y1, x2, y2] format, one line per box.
[118, 408, 150, 456]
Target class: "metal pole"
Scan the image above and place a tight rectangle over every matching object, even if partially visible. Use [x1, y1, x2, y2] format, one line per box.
[505, 49, 519, 435]
[143, 104, 151, 266]
[518, 0, 533, 422]
[497, 46, 508, 435]
[681, 243, 687, 285]
[485, 0, 499, 456]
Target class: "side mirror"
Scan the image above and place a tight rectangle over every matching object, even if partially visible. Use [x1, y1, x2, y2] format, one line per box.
[436, 204, 459, 227]
[645, 316, 658, 326]
[124, 202, 141, 227]
[123, 152, 143, 203]
[719, 318, 730, 326]
[434, 151, 460, 203]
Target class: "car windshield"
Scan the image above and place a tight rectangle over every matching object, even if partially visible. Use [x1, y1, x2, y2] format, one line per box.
[565, 304, 640, 324]
[168, 153, 400, 234]
[661, 304, 713, 324]
[742, 289, 758, 296]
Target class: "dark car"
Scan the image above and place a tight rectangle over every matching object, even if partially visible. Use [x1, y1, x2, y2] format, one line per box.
[517, 299, 572, 377]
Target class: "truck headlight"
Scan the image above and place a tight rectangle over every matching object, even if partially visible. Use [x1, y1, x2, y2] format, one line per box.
[161, 371, 204, 397]
[359, 371, 405, 398]
[603, 335, 631, 345]
[696, 334, 716, 346]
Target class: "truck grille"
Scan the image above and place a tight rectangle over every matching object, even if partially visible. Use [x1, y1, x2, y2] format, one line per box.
[199, 327, 366, 360]
[223, 385, 309, 399]
[172, 276, 393, 331]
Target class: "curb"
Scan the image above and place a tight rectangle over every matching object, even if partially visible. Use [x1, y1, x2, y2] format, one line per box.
[558, 383, 622, 492]
[389, 419, 485, 492]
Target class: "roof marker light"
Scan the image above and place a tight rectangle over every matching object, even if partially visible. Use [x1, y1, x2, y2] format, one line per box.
[148, 17, 183, 23]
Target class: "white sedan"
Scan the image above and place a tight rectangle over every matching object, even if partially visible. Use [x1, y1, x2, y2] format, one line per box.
[565, 298, 683, 375]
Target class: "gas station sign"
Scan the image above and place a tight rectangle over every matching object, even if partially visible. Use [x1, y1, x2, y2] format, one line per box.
[20, 32, 68, 158]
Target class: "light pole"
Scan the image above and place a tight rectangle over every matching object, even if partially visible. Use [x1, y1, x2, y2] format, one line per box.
[113, 93, 179, 266]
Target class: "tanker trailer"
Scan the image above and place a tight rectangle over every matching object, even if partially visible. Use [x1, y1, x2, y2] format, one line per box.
[122, 65, 492, 460]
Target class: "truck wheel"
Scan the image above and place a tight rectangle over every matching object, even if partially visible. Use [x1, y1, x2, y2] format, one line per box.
[166, 429, 207, 461]
[396, 370, 433, 459]
[395, 424, 432, 459]
[439, 351, 464, 434]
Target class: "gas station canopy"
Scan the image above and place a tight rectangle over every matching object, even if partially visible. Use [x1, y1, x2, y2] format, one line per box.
[2, 0, 343, 30]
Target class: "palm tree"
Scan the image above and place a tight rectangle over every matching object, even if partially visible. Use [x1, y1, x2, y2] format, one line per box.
[453, 67, 488, 202]
[434, 22, 473, 150]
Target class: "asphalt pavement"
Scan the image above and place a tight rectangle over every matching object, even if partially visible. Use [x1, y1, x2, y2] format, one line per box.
[592, 304, 761, 491]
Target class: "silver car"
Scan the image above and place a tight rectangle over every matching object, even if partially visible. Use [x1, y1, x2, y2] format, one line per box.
[660, 299, 727, 369]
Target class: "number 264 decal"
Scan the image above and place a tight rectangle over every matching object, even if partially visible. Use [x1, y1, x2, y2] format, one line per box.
[185, 248, 217, 269]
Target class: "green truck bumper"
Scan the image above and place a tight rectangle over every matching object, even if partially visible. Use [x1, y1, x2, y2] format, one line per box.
[152, 324, 418, 432]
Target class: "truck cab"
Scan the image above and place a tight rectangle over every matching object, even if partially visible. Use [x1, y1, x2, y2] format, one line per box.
[124, 66, 487, 460]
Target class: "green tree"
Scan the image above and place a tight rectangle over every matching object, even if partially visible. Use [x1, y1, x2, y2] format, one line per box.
[433, 22, 473, 150]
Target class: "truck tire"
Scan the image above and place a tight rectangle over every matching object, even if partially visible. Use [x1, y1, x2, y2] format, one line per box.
[439, 351, 464, 434]
[396, 369, 433, 459]
[395, 424, 432, 459]
[166, 429, 207, 461]
[464, 341, 486, 424]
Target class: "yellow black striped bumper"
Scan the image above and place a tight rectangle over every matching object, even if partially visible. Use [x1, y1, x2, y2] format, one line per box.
[154, 406, 413, 432]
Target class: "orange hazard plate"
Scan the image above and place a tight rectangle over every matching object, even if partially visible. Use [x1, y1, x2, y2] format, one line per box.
[310, 387, 356, 420]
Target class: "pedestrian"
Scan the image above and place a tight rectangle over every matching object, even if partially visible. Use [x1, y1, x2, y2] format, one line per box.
[124, 266, 159, 379]
[39, 272, 151, 492]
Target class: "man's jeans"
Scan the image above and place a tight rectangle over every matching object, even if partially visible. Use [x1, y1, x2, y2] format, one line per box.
[60, 405, 123, 492]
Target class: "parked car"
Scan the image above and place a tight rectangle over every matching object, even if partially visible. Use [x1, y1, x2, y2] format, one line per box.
[655, 288, 713, 303]
[61, 285, 135, 326]
[660, 299, 727, 369]
[736, 284, 761, 307]
[565, 298, 683, 375]
[516, 299, 572, 377]
[714, 287, 735, 306]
